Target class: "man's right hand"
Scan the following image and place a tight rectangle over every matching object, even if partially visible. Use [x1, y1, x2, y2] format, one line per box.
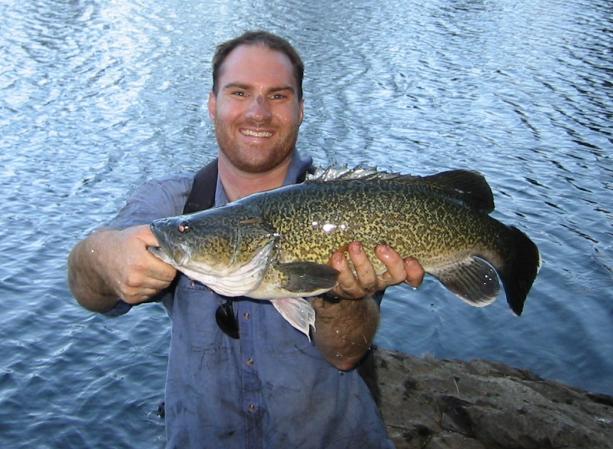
[102, 225, 177, 304]
[68, 225, 177, 312]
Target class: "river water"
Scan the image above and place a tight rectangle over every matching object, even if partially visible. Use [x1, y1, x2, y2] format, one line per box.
[0, 0, 611, 447]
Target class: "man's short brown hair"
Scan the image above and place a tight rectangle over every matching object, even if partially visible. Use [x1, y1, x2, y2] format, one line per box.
[212, 31, 304, 100]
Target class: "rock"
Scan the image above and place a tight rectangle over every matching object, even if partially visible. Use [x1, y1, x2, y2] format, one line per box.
[368, 348, 613, 449]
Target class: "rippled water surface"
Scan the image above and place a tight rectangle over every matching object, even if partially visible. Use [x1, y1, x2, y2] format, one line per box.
[1, 0, 611, 447]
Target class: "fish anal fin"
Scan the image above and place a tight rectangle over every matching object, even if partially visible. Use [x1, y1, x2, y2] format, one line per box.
[431, 256, 500, 307]
[278, 262, 339, 293]
[272, 297, 316, 340]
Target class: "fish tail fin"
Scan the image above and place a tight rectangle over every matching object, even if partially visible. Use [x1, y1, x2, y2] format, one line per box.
[499, 226, 541, 315]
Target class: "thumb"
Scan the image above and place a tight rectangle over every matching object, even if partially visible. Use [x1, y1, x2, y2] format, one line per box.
[132, 224, 160, 248]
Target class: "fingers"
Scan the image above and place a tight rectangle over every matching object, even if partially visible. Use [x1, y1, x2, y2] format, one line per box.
[145, 251, 177, 282]
[116, 262, 175, 304]
[120, 226, 175, 280]
[118, 278, 172, 304]
[376, 246, 425, 289]
[133, 224, 160, 248]
[120, 286, 165, 304]
[375, 245, 408, 287]
[111, 226, 177, 303]
[328, 248, 365, 299]
[131, 225, 177, 282]
[348, 242, 378, 292]
[329, 242, 383, 300]
[327, 242, 425, 300]
[404, 257, 425, 288]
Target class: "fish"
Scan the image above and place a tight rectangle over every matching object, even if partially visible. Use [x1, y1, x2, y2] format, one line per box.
[149, 167, 541, 338]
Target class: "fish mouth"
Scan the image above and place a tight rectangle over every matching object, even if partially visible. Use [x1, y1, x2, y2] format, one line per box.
[147, 245, 168, 263]
[149, 221, 166, 247]
[149, 221, 182, 264]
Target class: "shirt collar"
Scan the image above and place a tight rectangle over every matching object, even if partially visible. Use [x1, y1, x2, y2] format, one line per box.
[214, 150, 313, 207]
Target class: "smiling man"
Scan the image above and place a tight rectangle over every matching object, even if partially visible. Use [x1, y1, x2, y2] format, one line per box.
[68, 31, 424, 449]
[211, 43, 303, 177]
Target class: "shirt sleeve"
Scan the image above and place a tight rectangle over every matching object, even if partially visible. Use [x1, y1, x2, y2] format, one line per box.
[106, 175, 193, 229]
[102, 174, 193, 316]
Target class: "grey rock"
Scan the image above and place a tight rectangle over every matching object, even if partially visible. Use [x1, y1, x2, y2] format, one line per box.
[367, 348, 613, 449]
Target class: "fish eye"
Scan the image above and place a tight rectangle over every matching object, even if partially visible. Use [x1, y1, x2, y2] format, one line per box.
[178, 222, 190, 233]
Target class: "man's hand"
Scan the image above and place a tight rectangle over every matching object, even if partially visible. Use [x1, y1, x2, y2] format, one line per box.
[311, 241, 424, 370]
[68, 225, 177, 312]
[101, 225, 177, 304]
[327, 241, 425, 300]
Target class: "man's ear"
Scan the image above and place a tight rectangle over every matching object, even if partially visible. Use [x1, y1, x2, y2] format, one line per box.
[208, 91, 216, 120]
[298, 99, 304, 125]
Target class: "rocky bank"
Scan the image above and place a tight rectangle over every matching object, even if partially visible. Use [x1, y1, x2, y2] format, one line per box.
[366, 349, 612, 449]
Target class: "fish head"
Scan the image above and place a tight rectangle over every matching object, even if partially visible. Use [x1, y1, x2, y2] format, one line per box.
[150, 205, 276, 277]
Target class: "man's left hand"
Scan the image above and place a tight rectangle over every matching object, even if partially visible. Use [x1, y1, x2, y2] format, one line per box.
[327, 241, 425, 300]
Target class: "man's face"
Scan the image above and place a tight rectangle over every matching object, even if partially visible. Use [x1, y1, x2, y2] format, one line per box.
[208, 44, 304, 173]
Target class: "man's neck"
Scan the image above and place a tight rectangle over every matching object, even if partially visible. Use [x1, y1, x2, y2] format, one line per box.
[218, 153, 293, 202]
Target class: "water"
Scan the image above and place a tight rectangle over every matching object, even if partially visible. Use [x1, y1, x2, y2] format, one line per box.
[0, 0, 611, 447]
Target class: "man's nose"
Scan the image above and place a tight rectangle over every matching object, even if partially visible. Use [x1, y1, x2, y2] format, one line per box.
[246, 95, 272, 122]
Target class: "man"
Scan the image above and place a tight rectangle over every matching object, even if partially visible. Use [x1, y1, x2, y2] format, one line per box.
[68, 31, 424, 449]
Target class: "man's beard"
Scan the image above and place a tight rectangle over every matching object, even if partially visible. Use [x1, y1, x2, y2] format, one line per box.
[215, 121, 300, 174]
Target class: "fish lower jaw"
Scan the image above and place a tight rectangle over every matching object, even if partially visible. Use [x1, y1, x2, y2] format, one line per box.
[177, 264, 258, 297]
[179, 242, 275, 297]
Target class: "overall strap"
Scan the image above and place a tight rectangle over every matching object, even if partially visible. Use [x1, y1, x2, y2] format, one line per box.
[297, 163, 315, 183]
[183, 159, 218, 214]
[182, 157, 314, 214]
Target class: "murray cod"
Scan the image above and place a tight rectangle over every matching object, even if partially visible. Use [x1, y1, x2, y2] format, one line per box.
[150, 168, 541, 338]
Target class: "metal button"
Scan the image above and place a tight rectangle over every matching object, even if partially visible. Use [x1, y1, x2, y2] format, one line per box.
[246, 357, 254, 367]
[248, 403, 257, 413]
[243, 312, 250, 320]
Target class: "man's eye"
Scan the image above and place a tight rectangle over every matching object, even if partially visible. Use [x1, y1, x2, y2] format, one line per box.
[271, 94, 287, 100]
[231, 91, 246, 97]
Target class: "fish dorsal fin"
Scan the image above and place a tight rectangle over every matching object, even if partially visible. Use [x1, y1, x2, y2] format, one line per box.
[420, 170, 495, 213]
[307, 166, 406, 182]
[307, 166, 494, 213]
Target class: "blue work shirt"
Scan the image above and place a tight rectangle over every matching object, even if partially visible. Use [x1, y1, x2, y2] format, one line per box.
[107, 151, 395, 449]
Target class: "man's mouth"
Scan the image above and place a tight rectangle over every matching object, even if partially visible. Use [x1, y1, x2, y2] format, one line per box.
[240, 128, 273, 138]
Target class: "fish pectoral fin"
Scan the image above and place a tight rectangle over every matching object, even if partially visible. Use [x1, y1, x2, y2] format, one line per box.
[277, 262, 339, 293]
[430, 256, 500, 307]
[272, 297, 316, 340]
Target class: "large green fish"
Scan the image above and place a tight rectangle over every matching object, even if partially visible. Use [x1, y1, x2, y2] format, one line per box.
[150, 168, 541, 337]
